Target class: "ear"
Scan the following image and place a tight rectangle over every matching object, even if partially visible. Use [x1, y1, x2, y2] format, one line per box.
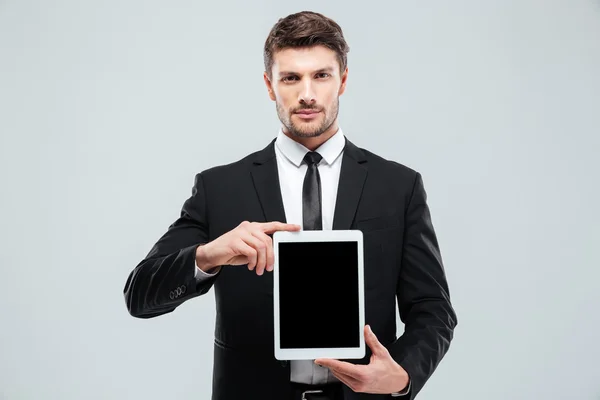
[338, 67, 348, 96]
[263, 72, 276, 101]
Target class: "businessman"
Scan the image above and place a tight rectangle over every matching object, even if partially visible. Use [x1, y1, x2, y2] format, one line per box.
[124, 10, 457, 400]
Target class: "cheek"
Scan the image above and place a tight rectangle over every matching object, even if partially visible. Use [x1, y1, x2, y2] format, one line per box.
[275, 92, 293, 110]
[277, 100, 291, 114]
[320, 89, 337, 108]
[273, 85, 290, 100]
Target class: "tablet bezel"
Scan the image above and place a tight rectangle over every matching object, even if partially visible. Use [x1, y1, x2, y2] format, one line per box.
[272, 229, 365, 360]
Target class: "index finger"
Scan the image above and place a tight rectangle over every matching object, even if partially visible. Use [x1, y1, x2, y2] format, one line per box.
[261, 221, 302, 233]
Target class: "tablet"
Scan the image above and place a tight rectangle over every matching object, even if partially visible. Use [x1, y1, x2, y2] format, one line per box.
[272, 229, 365, 360]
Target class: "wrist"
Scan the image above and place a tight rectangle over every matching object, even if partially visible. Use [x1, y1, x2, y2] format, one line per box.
[393, 362, 410, 393]
[195, 243, 215, 272]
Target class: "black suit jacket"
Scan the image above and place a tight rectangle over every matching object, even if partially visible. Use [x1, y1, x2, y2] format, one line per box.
[123, 136, 457, 400]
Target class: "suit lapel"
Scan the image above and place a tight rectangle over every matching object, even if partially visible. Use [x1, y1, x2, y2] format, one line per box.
[250, 138, 288, 224]
[332, 137, 368, 230]
[250, 136, 368, 230]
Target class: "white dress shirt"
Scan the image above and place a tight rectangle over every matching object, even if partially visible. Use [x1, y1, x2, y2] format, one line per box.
[193, 127, 409, 395]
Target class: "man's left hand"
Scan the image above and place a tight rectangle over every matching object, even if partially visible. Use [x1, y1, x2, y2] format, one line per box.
[315, 325, 410, 395]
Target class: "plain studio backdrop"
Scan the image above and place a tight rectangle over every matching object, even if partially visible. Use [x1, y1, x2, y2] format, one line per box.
[1, 1, 599, 399]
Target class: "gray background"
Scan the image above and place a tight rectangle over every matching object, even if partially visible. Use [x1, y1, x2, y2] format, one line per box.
[1, 0, 599, 399]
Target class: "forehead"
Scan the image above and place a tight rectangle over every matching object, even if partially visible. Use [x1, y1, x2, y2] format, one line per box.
[272, 45, 340, 75]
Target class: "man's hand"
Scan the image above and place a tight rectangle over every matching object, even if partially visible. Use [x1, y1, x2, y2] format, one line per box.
[315, 325, 410, 395]
[195, 221, 301, 275]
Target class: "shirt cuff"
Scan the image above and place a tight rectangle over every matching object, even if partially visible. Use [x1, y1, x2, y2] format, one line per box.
[390, 379, 411, 397]
[194, 259, 221, 281]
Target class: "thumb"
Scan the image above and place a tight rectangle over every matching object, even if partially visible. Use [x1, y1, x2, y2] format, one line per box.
[365, 325, 386, 356]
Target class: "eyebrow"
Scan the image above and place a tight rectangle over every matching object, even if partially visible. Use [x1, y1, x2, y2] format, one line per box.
[278, 67, 335, 76]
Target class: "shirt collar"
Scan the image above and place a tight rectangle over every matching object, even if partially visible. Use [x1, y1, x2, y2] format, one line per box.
[275, 127, 345, 167]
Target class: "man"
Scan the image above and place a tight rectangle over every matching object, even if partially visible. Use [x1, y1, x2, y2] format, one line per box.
[124, 10, 457, 400]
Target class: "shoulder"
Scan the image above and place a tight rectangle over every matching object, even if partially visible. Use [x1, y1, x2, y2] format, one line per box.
[350, 140, 420, 184]
[194, 140, 274, 184]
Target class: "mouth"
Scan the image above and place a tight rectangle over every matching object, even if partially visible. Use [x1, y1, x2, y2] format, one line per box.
[294, 110, 321, 120]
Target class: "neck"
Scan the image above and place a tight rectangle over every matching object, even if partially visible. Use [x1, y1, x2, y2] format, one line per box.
[282, 122, 339, 151]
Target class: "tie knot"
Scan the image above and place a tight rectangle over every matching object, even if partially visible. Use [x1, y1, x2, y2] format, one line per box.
[303, 151, 323, 166]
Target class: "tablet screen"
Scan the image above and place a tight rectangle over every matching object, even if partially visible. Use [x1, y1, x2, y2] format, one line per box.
[278, 240, 360, 349]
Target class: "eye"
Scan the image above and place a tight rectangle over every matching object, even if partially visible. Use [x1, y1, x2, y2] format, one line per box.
[316, 73, 330, 79]
[282, 76, 298, 83]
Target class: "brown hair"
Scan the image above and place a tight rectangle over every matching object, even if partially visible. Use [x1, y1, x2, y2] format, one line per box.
[263, 11, 350, 79]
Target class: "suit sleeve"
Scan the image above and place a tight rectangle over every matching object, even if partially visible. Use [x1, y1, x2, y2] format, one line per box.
[388, 172, 458, 399]
[123, 172, 221, 318]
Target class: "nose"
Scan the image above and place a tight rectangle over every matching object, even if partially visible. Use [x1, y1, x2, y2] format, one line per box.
[298, 80, 316, 106]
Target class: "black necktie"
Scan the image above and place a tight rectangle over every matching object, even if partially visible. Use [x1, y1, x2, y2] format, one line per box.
[302, 151, 323, 230]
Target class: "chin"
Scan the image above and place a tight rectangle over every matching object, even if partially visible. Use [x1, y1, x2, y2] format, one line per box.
[291, 129, 324, 138]
[285, 114, 330, 138]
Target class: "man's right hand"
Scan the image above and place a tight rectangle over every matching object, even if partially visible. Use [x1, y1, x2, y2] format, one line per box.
[195, 221, 302, 276]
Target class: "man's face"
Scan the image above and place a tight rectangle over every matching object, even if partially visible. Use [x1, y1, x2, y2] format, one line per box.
[264, 45, 347, 139]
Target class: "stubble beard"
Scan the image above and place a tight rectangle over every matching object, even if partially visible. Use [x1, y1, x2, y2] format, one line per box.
[277, 98, 339, 138]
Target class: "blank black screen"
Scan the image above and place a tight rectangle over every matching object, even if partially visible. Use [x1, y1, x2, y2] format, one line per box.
[278, 241, 359, 349]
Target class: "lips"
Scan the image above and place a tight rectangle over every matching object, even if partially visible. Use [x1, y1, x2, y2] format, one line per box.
[295, 109, 320, 115]
[294, 110, 320, 120]
[295, 110, 320, 121]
